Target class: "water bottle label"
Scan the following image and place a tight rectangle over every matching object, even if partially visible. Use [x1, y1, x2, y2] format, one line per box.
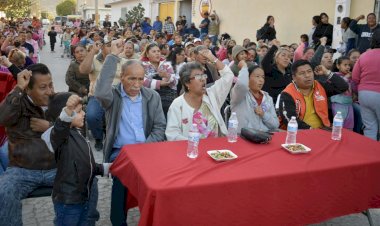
[189, 133, 200, 143]
[287, 125, 297, 132]
[228, 121, 238, 128]
[333, 121, 343, 127]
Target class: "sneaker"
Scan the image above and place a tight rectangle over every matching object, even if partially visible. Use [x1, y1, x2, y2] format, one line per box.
[95, 139, 103, 151]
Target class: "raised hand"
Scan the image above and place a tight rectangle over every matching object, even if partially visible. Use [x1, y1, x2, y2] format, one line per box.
[0, 56, 11, 67]
[63, 94, 82, 117]
[238, 60, 247, 70]
[356, 15, 365, 21]
[17, 70, 32, 90]
[271, 39, 281, 48]
[92, 41, 102, 53]
[314, 65, 329, 76]
[199, 49, 217, 62]
[110, 39, 124, 56]
[320, 37, 327, 46]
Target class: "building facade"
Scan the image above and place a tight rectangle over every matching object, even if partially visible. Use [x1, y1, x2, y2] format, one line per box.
[104, 0, 378, 46]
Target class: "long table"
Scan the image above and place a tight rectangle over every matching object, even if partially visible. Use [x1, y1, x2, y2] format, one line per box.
[110, 129, 380, 226]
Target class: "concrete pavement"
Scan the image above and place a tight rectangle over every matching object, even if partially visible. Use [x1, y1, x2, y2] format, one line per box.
[21, 33, 380, 226]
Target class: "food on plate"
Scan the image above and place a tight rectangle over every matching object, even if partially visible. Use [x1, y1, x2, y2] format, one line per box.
[210, 151, 234, 159]
[284, 144, 307, 152]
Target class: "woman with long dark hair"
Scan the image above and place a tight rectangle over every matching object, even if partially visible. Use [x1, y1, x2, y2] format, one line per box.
[312, 13, 333, 47]
[256, 16, 276, 42]
[167, 47, 186, 95]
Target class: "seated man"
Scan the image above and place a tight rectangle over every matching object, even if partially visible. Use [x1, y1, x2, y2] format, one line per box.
[0, 65, 55, 226]
[0, 64, 99, 226]
[94, 39, 166, 226]
[279, 60, 348, 129]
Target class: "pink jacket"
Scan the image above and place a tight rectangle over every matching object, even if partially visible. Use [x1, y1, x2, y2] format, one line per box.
[293, 42, 306, 62]
[352, 49, 380, 93]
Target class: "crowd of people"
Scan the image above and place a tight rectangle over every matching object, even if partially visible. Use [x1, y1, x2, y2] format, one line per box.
[0, 9, 379, 226]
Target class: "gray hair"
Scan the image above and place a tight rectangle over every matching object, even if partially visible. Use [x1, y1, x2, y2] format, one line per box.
[193, 45, 207, 55]
[179, 62, 203, 92]
[121, 60, 144, 75]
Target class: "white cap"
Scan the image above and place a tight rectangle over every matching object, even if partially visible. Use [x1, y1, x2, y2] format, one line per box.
[185, 42, 195, 48]
[193, 38, 202, 43]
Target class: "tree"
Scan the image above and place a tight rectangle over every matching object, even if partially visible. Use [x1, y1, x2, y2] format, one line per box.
[56, 0, 76, 16]
[0, 0, 31, 18]
[125, 3, 145, 25]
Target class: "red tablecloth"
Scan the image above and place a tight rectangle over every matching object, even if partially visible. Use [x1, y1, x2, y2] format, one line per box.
[110, 129, 380, 226]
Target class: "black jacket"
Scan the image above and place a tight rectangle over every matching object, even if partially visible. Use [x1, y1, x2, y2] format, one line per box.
[279, 74, 349, 129]
[51, 117, 104, 204]
[261, 45, 292, 101]
[312, 23, 333, 46]
[257, 23, 276, 41]
[48, 31, 57, 43]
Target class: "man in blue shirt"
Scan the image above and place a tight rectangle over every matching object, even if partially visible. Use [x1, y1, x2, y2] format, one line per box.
[199, 12, 210, 40]
[152, 16, 163, 33]
[141, 17, 152, 35]
[95, 39, 166, 226]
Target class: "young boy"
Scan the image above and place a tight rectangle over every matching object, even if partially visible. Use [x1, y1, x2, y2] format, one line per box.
[42, 92, 110, 226]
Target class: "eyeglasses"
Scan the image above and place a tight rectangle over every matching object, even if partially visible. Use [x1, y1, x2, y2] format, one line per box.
[190, 74, 207, 81]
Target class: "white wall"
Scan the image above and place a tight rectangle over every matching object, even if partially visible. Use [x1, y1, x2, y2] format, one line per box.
[107, 0, 152, 24]
[84, 8, 111, 21]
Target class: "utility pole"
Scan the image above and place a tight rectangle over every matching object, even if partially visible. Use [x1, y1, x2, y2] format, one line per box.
[95, 0, 99, 26]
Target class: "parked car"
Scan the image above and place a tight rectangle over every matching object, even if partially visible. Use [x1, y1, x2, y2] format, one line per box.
[42, 19, 50, 25]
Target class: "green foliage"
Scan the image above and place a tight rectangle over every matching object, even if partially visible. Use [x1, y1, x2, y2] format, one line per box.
[0, 0, 31, 18]
[125, 3, 145, 24]
[56, 0, 76, 16]
[118, 18, 126, 28]
[41, 11, 50, 19]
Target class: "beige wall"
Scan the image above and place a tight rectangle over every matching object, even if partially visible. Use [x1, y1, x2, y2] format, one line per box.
[351, 0, 375, 19]
[192, 0, 375, 45]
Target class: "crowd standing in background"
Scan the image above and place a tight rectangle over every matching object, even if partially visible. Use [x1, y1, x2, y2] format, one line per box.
[0, 11, 379, 225]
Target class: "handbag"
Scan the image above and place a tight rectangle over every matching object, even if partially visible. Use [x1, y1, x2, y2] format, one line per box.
[240, 128, 272, 144]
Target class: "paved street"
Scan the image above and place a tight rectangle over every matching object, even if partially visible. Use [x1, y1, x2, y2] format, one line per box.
[21, 33, 380, 226]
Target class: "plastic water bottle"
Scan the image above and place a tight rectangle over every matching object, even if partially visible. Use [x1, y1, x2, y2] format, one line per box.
[332, 111, 343, 140]
[227, 112, 239, 143]
[187, 124, 200, 159]
[285, 116, 298, 144]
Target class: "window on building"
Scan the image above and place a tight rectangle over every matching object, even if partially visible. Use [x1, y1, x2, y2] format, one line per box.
[121, 7, 128, 20]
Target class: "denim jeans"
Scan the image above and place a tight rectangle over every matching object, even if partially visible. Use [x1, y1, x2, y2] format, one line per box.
[353, 102, 363, 134]
[110, 148, 128, 226]
[359, 90, 380, 141]
[0, 140, 8, 175]
[0, 167, 99, 226]
[210, 35, 218, 46]
[54, 201, 89, 226]
[199, 33, 208, 40]
[86, 97, 105, 140]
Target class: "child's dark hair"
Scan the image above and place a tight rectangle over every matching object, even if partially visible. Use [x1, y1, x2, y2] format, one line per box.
[347, 49, 360, 58]
[333, 56, 350, 72]
[300, 34, 309, 43]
